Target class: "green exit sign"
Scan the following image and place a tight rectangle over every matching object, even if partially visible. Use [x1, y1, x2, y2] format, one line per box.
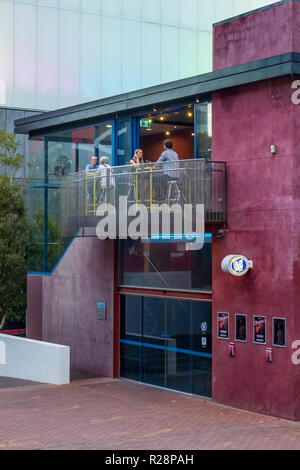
[140, 120, 152, 128]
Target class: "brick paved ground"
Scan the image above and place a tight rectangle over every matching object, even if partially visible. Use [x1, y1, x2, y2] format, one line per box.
[0, 375, 300, 450]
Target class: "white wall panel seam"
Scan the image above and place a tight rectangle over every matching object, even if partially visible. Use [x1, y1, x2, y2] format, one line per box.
[160, 0, 162, 84]
[5, 0, 212, 32]
[57, 3, 60, 107]
[196, 0, 200, 75]
[12, 0, 15, 106]
[99, 0, 103, 102]
[35, 1, 38, 108]
[121, 0, 124, 94]
[79, 0, 82, 103]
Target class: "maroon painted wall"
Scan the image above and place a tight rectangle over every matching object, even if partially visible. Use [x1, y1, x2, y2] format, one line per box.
[140, 128, 194, 163]
[211, 0, 300, 420]
[213, 0, 300, 70]
[27, 238, 117, 378]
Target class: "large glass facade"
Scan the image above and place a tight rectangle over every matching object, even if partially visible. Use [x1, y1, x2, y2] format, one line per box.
[27, 121, 112, 273]
[120, 296, 212, 397]
[27, 100, 212, 273]
[119, 237, 212, 292]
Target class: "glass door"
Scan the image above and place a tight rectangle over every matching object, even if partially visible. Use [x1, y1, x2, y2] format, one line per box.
[120, 295, 212, 397]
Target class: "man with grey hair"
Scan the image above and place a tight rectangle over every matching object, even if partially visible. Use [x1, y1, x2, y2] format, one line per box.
[99, 156, 115, 203]
[85, 155, 99, 171]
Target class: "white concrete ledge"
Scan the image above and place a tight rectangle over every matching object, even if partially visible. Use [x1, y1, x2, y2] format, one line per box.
[0, 334, 70, 385]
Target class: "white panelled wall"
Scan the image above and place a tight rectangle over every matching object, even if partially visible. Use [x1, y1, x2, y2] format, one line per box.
[0, 0, 275, 110]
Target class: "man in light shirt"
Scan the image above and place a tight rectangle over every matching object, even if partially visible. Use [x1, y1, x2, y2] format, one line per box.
[156, 140, 180, 201]
[157, 140, 179, 178]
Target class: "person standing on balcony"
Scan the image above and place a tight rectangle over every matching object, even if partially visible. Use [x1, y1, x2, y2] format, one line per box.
[99, 156, 115, 204]
[130, 149, 144, 166]
[156, 140, 180, 201]
[85, 155, 99, 171]
[157, 140, 179, 178]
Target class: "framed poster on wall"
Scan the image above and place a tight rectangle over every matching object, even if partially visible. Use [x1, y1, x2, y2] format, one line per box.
[235, 314, 247, 343]
[273, 318, 286, 348]
[254, 316, 266, 345]
[218, 313, 229, 340]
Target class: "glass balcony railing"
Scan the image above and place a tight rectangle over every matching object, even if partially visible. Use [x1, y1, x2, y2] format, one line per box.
[61, 159, 226, 239]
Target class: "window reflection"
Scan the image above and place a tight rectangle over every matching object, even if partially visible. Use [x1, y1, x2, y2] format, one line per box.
[95, 123, 113, 165]
[195, 102, 212, 160]
[117, 120, 130, 166]
[119, 238, 212, 292]
[120, 296, 212, 397]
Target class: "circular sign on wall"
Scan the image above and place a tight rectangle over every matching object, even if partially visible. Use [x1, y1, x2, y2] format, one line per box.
[221, 255, 253, 277]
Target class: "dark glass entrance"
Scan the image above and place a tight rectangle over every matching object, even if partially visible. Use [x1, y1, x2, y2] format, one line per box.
[120, 296, 212, 397]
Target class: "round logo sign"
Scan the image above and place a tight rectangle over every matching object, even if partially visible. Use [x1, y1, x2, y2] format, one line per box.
[231, 257, 248, 275]
[221, 255, 252, 277]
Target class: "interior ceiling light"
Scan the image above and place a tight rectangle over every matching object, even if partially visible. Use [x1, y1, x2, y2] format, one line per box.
[160, 116, 164, 121]
[188, 112, 193, 118]
[166, 131, 170, 136]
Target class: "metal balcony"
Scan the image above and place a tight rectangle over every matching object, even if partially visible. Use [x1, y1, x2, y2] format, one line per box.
[61, 159, 226, 238]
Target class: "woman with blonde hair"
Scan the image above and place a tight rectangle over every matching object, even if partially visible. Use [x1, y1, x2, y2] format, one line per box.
[130, 149, 144, 165]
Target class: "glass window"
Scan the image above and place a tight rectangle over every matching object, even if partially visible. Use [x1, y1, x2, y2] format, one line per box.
[195, 102, 212, 160]
[117, 120, 130, 166]
[95, 122, 113, 165]
[27, 122, 112, 273]
[47, 132, 75, 182]
[44, 124, 105, 181]
[120, 296, 143, 382]
[27, 183, 72, 273]
[120, 296, 212, 397]
[119, 237, 212, 292]
[28, 137, 44, 181]
[28, 185, 45, 273]
[73, 127, 95, 172]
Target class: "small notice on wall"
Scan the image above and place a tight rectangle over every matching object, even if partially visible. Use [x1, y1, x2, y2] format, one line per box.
[254, 316, 266, 344]
[235, 314, 247, 343]
[218, 313, 229, 340]
[273, 318, 286, 348]
[97, 302, 107, 321]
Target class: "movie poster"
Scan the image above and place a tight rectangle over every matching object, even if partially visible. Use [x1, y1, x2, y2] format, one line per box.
[273, 318, 286, 348]
[254, 316, 266, 344]
[235, 315, 247, 342]
[218, 313, 229, 340]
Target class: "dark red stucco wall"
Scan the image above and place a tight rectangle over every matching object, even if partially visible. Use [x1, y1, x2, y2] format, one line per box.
[212, 0, 300, 420]
[213, 0, 300, 70]
[27, 238, 117, 378]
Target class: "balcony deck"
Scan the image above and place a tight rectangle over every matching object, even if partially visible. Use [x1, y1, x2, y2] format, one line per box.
[61, 159, 226, 239]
